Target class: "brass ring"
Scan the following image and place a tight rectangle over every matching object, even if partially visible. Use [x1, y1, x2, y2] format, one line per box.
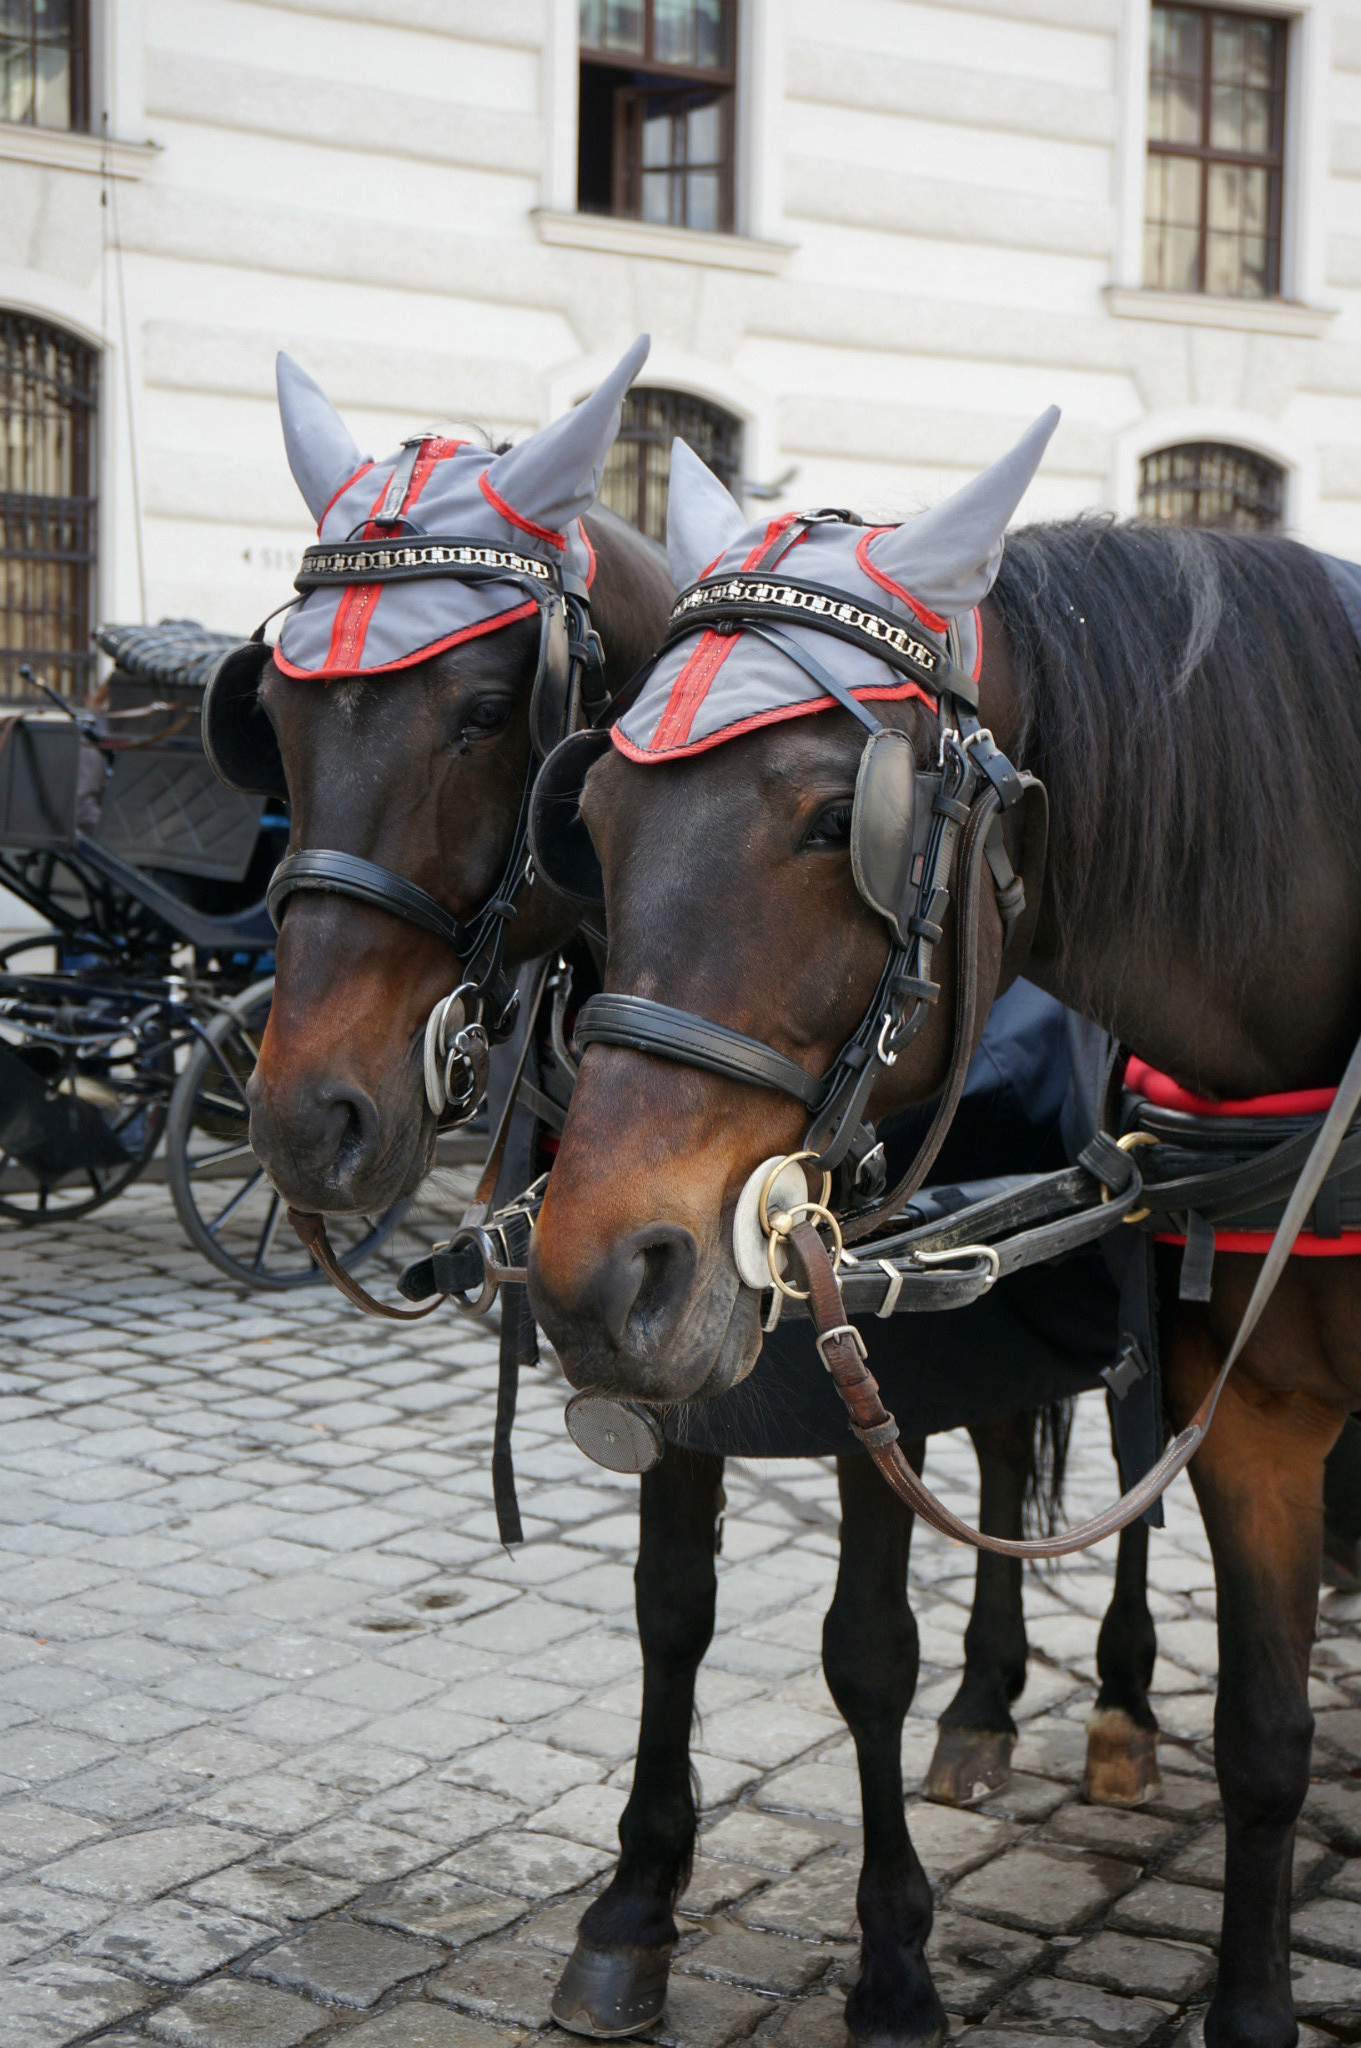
[766, 1199, 845, 1300]
[757, 1151, 833, 1238]
[1101, 1129, 1159, 1223]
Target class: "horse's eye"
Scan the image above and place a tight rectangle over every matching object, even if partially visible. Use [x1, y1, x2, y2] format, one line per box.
[455, 700, 513, 742]
[804, 801, 854, 849]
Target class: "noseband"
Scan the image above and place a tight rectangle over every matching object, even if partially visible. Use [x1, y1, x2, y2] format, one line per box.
[261, 537, 606, 1122]
[574, 522, 1044, 1230]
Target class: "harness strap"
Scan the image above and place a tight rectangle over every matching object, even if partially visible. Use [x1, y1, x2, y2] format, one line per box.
[788, 1008, 1361, 1554]
[576, 994, 824, 1106]
[268, 850, 474, 954]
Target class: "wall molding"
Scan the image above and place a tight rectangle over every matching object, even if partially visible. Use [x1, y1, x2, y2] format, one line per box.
[0, 124, 158, 180]
[1105, 285, 1336, 337]
[532, 208, 793, 273]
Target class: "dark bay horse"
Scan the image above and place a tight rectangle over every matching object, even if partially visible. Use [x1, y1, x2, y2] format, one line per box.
[529, 513, 1361, 2048]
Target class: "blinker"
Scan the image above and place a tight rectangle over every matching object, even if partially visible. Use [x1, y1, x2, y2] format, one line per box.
[564, 1393, 665, 1474]
[528, 728, 611, 905]
[201, 640, 285, 802]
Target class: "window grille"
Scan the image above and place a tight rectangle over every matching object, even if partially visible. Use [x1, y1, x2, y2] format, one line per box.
[0, 312, 98, 702]
[579, 1, 737, 233]
[0, 1, 90, 133]
[1138, 442, 1284, 532]
[1145, 4, 1286, 299]
[598, 388, 742, 544]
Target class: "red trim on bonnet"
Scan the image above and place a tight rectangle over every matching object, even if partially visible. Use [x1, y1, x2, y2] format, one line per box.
[650, 631, 740, 752]
[614, 673, 937, 764]
[971, 605, 984, 681]
[274, 598, 540, 680]
[855, 528, 950, 634]
[578, 520, 597, 588]
[324, 471, 394, 672]
[317, 460, 375, 536]
[478, 471, 566, 550]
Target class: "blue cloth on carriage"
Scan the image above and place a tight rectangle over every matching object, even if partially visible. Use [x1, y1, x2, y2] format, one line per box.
[664, 979, 1121, 1461]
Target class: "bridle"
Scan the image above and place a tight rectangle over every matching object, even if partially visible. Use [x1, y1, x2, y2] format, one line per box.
[250, 533, 607, 1124]
[572, 512, 1046, 1233]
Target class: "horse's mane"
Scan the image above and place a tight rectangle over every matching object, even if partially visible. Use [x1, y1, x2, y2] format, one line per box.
[990, 517, 1361, 1004]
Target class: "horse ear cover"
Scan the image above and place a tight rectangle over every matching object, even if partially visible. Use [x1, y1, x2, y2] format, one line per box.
[276, 353, 369, 525]
[666, 436, 747, 590]
[483, 335, 651, 538]
[202, 642, 286, 802]
[866, 406, 1060, 619]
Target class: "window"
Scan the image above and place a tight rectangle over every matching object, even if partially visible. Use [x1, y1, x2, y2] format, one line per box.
[0, 313, 98, 701]
[599, 388, 742, 543]
[578, 1, 737, 234]
[1138, 442, 1283, 531]
[1144, 5, 1285, 298]
[0, 2, 90, 133]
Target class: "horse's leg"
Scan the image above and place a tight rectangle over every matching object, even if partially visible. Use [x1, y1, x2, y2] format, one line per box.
[1321, 1414, 1361, 1586]
[826, 1449, 949, 2048]
[1084, 1515, 1162, 1804]
[552, 1446, 723, 2039]
[924, 1414, 1030, 1806]
[1166, 1317, 1342, 2048]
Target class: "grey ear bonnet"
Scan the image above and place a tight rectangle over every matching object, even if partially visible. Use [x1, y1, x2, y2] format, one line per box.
[615, 408, 1058, 763]
[274, 337, 650, 680]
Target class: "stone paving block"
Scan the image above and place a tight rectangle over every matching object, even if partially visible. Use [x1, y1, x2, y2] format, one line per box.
[1291, 1892, 1361, 1962]
[949, 1846, 1138, 1935]
[1143, 1774, 1222, 1823]
[251, 1916, 442, 2007]
[924, 1911, 1046, 2019]
[38, 1821, 260, 1901]
[362, 1777, 519, 1846]
[442, 1733, 601, 1806]
[430, 1937, 567, 2027]
[276, 1816, 434, 1883]
[1040, 1803, 1179, 1863]
[441, 1672, 583, 1723]
[152, 1725, 285, 1781]
[1304, 1778, 1361, 1853]
[977, 1775, 1072, 1826]
[990, 1974, 1176, 2044]
[242, 1694, 372, 1745]
[41, 1752, 195, 1821]
[0, 1879, 111, 1964]
[738, 1852, 860, 1940]
[700, 1805, 834, 1870]
[359, 1868, 527, 1947]
[341, 2009, 528, 2048]
[0, 1956, 155, 2048]
[1325, 1858, 1361, 1902]
[753, 1757, 860, 1823]
[77, 1893, 268, 1981]
[1057, 1929, 1216, 2003]
[304, 1658, 442, 1712]
[1289, 1946, 1361, 2015]
[187, 1858, 362, 1927]
[526, 1781, 625, 1852]
[1314, 1706, 1361, 1760]
[363, 1706, 501, 1760]
[444, 1825, 613, 1900]
[1010, 1717, 1091, 1785]
[679, 1923, 842, 1992]
[144, 1974, 330, 2047]
[0, 1795, 104, 1860]
[676, 1853, 768, 1917]
[512, 1897, 589, 1953]
[187, 1770, 350, 1834]
[1108, 1877, 1223, 1947]
[1161, 1823, 1326, 1894]
[699, 1700, 842, 1770]
[649, 1971, 774, 2046]
[298, 1741, 424, 1795]
[766, 1990, 852, 2046]
[692, 1750, 762, 1807]
[0, 1723, 112, 1784]
[908, 1801, 1013, 1880]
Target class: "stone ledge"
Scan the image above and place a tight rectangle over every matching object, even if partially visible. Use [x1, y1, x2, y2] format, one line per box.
[0, 123, 159, 179]
[531, 209, 794, 274]
[1104, 287, 1336, 339]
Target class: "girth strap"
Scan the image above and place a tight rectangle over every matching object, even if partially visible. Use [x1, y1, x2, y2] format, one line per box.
[575, 993, 824, 1107]
[268, 849, 474, 955]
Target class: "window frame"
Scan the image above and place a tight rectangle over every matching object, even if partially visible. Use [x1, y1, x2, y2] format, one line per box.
[0, 0, 91, 137]
[1138, 439, 1285, 530]
[577, 1, 739, 235]
[1144, 2, 1287, 300]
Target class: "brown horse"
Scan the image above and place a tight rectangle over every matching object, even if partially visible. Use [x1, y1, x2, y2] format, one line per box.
[530, 513, 1361, 2048]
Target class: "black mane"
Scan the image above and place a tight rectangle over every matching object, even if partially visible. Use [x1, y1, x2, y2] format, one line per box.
[990, 517, 1361, 1005]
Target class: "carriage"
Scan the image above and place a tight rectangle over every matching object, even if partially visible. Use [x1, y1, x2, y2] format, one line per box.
[0, 620, 398, 1288]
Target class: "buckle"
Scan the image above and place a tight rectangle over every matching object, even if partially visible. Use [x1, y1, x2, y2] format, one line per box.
[815, 1322, 868, 1368]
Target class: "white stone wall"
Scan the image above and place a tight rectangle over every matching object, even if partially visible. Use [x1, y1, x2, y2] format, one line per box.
[0, 0, 1356, 649]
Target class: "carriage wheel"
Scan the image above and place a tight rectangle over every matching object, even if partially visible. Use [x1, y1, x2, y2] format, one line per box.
[165, 979, 403, 1290]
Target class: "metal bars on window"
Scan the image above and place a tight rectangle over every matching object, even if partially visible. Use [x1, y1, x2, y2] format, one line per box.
[1144, 4, 1285, 299]
[1138, 443, 1284, 533]
[599, 388, 742, 544]
[0, 312, 98, 702]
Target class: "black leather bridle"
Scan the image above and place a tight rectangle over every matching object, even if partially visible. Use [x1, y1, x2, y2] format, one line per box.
[573, 514, 1041, 1227]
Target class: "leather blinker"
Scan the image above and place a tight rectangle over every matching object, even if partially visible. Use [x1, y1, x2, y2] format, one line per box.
[528, 727, 611, 905]
[201, 640, 286, 802]
[850, 728, 938, 948]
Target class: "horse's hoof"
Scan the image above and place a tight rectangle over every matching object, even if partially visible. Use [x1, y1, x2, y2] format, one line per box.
[551, 1940, 673, 2038]
[1084, 1707, 1161, 1805]
[922, 1725, 1015, 1806]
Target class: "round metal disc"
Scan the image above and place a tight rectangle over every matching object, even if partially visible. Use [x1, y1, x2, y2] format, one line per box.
[564, 1394, 665, 1474]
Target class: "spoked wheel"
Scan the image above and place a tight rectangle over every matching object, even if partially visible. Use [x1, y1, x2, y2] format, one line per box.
[165, 978, 403, 1289]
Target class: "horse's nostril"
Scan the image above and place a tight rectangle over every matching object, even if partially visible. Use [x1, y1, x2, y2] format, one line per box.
[250, 1073, 381, 1192]
[599, 1224, 698, 1354]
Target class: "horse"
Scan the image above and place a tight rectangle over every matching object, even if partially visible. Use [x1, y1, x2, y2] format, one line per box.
[232, 360, 1160, 2044]
[527, 435, 1361, 2048]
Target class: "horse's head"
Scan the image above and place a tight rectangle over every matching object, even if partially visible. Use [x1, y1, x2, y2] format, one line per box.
[225, 340, 670, 1214]
[530, 419, 1059, 1405]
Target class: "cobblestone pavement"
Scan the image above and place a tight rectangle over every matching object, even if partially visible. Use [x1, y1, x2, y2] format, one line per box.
[1, 1185, 1360, 2048]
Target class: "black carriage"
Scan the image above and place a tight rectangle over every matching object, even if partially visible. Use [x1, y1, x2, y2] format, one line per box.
[0, 621, 398, 1286]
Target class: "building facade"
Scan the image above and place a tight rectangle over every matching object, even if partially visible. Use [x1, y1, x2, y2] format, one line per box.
[0, 0, 1358, 690]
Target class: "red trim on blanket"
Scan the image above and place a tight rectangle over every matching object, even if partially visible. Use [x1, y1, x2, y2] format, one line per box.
[855, 528, 951, 634]
[478, 470, 566, 550]
[1125, 1056, 1361, 1256]
[614, 673, 937, 763]
[273, 599, 540, 680]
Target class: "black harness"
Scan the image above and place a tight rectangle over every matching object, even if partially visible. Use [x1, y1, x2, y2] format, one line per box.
[201, 533, 607, 1119]
[561, 513, 1047, 1214]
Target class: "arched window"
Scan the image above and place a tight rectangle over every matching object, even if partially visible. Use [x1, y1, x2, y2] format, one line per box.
[0, 313, 98, 701]
[1138, 441, 1283, 532]
[598, 387, 742, 543]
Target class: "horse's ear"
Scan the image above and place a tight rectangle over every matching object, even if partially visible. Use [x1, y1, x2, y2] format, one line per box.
[868, 406, 1060, 617]
[484, 335, 650, 534]
[276, 353, 367, 524]
[667, 437, 746, 589]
